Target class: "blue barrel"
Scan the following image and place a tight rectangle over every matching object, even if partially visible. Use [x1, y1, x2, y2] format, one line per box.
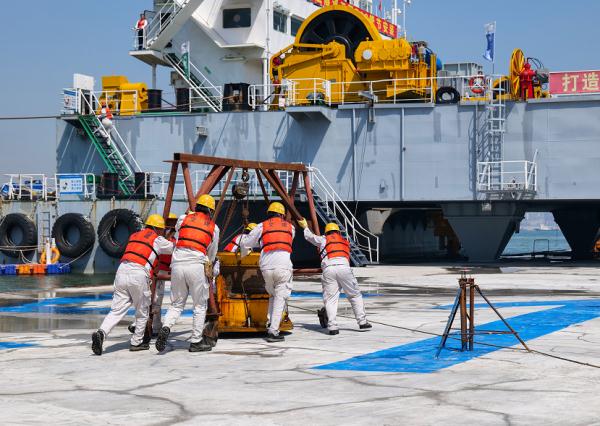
[3, 265, 17, 275]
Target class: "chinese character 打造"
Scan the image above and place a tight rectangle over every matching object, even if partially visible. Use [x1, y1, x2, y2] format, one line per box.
[582, 72, 599, 91]
[561, 73, 579, 92]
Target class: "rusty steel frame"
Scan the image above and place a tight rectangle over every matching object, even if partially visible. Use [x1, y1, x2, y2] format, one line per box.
[162, 153, 321, 236]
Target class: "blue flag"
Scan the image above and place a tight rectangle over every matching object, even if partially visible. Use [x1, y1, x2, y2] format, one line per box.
[483, 22, 495, 62]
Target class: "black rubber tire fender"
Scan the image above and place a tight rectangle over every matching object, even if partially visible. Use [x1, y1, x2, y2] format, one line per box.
[51, 213, 95, 259]
[97, 209, 143, 258]
[436, 86, 461, 104]
[0, 213, 37, 258]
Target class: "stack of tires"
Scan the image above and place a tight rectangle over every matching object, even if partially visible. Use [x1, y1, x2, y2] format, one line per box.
[0, 209, 143, 262]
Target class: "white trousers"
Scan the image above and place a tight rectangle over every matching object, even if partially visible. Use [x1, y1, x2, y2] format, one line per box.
[263, 268, 293, 336]
[100, 266, 151, 345]
[163, 263, 208, 343]
[322, 265, 367, 330]
[152, 280, 166, 333]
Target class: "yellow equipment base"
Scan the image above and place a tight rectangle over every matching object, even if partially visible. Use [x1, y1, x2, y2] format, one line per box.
[216, 252, 293, 333]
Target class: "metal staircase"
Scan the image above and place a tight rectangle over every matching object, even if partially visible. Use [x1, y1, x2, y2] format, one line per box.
[143, 0, 205, 51]
[72, 91, 142, 195]
[78, 114, 139, 195]
[164, 52, 223, 112]
[307, 167, 379, 266]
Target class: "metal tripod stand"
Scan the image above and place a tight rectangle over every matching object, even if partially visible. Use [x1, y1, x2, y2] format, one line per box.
[435, 271, 530, 358]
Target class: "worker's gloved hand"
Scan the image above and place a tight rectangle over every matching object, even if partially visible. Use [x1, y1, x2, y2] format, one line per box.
[297, 218, 308, 229]
[213, 259, 220, 277]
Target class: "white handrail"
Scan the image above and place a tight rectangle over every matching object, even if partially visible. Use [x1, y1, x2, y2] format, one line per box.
[165, 53, 222, 112]
[79, 90, 143, 180]
[307, 166, 379, 263]
[140, 1, 187, 49]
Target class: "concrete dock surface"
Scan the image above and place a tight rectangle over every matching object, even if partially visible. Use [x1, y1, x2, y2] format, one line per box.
[1, 264, 600, 425]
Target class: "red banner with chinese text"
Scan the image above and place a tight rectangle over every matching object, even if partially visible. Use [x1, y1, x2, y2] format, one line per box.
[549, 71, 600, 95]
[310, 0, 398, 39]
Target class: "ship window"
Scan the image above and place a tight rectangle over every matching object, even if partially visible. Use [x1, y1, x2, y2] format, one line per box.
[273, 11, 287, 33]
[223, 8, 251, 28]
[290, 16, 303, 36]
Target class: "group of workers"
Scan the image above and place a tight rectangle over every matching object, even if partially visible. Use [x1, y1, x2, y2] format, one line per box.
[91, 194, 370, 355]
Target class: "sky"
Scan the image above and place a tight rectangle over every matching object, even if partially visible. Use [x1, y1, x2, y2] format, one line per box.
[1, 0, 600, 173]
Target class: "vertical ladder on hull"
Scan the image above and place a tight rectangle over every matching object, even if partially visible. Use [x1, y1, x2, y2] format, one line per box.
[477, 77, 506, 198]
[164, 52, 223, 112]
[36, 208, 53, 252]
[306, 167, 379, 267]
[78, 115, 136, 195]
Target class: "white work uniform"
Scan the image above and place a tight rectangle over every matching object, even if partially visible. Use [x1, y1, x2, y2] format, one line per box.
[303, 228, 367, 331]
[99, 234, 173, 345]
[162, 214, 220, 343]
[242, 221, 295, 336]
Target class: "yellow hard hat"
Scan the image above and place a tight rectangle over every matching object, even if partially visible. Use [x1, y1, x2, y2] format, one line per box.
[146, 214, 166, 229]
[324, 223, 340, 233]
[196, 194, 215, 210]
[245, 222, 257, 232]
[168, 213, 178, 219]
[267, 201, 285, 215]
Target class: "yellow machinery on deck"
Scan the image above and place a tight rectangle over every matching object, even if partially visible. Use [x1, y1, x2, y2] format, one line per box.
[216, 252, 292, 332]
[270, 5, 437, 104]
[99, 75, 148, 115]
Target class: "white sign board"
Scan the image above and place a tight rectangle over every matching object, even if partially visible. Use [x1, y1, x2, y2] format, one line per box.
[58, 175, 84, 195]
[73, 73, 95, 91]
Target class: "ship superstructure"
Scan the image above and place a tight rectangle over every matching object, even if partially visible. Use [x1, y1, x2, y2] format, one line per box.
[2, 1, 600, 273]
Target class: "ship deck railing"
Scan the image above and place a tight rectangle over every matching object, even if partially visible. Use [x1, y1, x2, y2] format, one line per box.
[476, 160, 538, 195]
[248, 74, 505, 110]
[1, 173, 96, 201]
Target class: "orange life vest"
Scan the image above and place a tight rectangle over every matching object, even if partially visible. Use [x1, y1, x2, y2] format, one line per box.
[320, 232, 350, 260]
[121, 229, 159, 268]
[260, 217, 293, 253]
[156, 236, 175, 272]
[137, 19, 147, 29]
[176, 212, 215, 254]
[224, 234, 242, 253]
[102, 106, 113, 120]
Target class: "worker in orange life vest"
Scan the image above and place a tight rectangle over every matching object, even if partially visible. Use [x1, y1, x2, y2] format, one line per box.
[223, 222, 257, 253]
[156, 194, 220, 353]
[300, 220, 371, 335]
[129, 213, 178, 336]
[135, 13, 148, 50]
[91, 214, 174, 355]
[241, 202, 298, 342]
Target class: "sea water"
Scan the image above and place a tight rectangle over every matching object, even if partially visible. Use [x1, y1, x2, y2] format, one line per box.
[503, 229, 570, 255]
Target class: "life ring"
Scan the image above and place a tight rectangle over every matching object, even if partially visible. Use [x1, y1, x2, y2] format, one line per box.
[52, 213, 96, 258]
[0, 213, 38, 258]
[40, 247, 61, 264]
[469, 75, 486, 95]
[97, 209, 143, 258]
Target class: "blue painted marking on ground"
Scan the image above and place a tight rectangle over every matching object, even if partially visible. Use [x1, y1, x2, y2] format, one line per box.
[0, 290, 377, 318]
[0, 341, 37, 350]
[316, 299, 600, 373]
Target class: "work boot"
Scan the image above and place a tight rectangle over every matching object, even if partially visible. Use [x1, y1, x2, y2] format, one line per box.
[329, 329, 339, 336]
[155, 326, 170, 352]
[317, 307, 328, 328]
[189, 338, 212, 352]
[91, 329, 105, 356]
[128, 324, 136, 334]
[265, 332, 284, 342]
[129, 342, 150, 351]
[359, 322, 373, 330]
[203, 335, 218, 348]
